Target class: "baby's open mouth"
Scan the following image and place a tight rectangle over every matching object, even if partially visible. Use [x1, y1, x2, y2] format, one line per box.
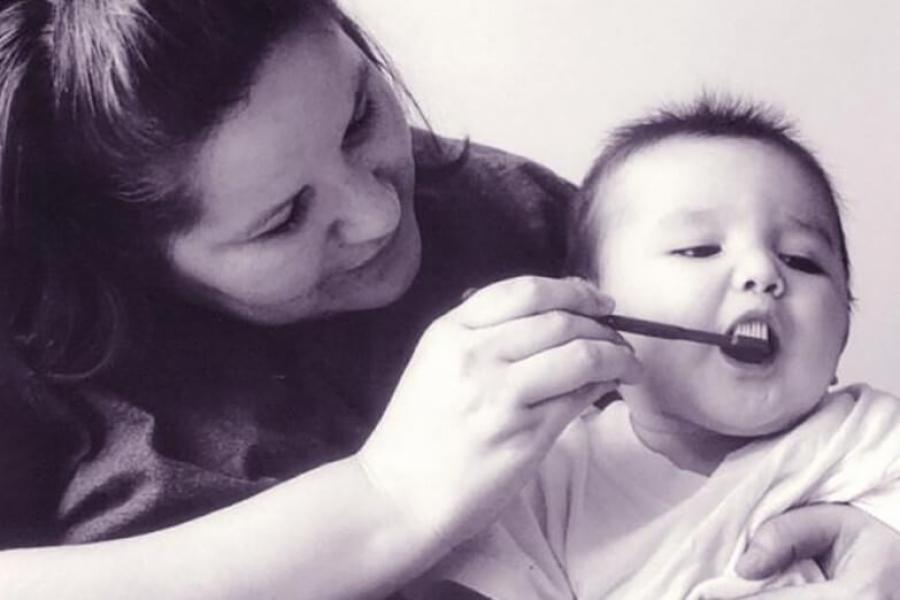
[722, 318, 779, 364]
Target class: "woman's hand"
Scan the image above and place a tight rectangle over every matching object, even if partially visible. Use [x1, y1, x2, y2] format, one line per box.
[356, 276, 642, 549]
[737, 504, 900, 599]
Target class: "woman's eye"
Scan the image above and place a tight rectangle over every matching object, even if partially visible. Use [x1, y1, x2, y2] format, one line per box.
[672, 245, 720, 258]
[259, 189, 313, 239]
[780, 254, 825, 275]
[342, 93, 376, 149]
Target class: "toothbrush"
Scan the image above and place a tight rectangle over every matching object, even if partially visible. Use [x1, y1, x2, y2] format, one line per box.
[598, 314, 773, 363]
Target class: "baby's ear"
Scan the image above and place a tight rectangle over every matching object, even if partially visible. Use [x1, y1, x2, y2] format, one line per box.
[832, 313, 850, 386]
[839, 307, 852, 353]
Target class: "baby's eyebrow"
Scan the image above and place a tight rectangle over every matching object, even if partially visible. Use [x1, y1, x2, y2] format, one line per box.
[656, 208, 718, 229]
[786, 214, 836, 249]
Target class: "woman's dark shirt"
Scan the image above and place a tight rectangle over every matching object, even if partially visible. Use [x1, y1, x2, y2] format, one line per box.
[0, 132, 575, 547]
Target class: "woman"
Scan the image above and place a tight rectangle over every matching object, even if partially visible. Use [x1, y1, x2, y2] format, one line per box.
[0, 1, 895, 598]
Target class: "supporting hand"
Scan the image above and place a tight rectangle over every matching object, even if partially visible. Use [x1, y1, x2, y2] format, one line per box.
[737, 504, 900, 599]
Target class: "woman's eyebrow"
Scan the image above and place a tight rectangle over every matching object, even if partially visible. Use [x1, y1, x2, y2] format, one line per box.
[240, 61, 370, 241]
[349, 58, 370, 114]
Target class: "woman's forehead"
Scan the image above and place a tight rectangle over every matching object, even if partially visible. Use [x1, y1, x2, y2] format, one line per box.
[186, 21, 360, 238]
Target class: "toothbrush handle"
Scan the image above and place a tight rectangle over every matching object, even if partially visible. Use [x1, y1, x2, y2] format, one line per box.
[599, 315, 726, 347]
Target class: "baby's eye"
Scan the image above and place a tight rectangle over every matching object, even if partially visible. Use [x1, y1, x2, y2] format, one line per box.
[672, 245, 720, 258]
[780, 254, 825, 275]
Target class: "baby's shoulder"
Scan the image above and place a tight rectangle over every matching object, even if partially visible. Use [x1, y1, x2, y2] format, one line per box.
[817, 382, 900, 424]
[786, 383, 900, 456]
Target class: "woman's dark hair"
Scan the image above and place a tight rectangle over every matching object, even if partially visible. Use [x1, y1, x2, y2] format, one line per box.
[0, 0, 420, 381]
[566, 95, 852, 302]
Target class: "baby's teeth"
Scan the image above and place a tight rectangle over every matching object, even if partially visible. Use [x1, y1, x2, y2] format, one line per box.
[734, 320, 769, 340]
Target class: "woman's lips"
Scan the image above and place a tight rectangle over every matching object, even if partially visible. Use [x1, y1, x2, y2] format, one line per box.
[344, 227, 399, 274]
[316, 178, 416, 298]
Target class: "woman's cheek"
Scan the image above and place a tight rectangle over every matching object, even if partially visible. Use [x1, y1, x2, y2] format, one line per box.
[212, 245, 306, 305]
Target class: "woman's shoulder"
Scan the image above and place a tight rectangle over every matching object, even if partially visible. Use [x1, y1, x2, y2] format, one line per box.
[411, 129, 576, 284]
[0, 347, 88, 548]
[412, 128, 576, 213]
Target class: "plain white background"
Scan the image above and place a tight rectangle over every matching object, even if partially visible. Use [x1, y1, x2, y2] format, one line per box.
[345, 1, 900, 392]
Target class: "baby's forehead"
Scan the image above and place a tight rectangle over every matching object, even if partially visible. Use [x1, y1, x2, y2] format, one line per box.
[591, 135, 841, 237]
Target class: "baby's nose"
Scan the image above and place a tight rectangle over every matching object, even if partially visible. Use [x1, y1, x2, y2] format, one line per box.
[732, 254, 786, 298]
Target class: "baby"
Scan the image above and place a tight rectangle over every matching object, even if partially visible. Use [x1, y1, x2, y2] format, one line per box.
[413, 99, 900, 599]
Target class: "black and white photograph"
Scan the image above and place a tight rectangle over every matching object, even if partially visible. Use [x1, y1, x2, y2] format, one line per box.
[0, 1, 898, 598]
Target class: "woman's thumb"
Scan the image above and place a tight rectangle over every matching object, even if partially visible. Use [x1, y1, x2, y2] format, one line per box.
[736, 505, 840, 579]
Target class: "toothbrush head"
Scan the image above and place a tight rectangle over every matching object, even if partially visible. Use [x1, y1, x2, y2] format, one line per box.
[724, 334, 776, 364]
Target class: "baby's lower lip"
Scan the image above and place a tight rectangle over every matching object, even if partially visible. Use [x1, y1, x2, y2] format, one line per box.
[719, 347, 778, 373]
[721, 337, 778, 365]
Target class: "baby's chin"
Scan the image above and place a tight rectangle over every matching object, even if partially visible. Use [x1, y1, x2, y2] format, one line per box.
[699, 406, 821, 439]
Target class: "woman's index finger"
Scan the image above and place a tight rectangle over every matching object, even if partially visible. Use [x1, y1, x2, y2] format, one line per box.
[451, 275, 614, 329]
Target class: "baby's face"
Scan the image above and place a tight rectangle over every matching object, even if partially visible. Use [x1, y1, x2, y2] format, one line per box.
[590, 136, 849, 438]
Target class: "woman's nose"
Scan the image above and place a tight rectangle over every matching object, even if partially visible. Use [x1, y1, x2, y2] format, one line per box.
[328, 169, 401, 246]
[731, 251, 786, 298]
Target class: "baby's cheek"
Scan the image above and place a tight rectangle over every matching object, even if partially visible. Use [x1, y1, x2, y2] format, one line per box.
[789, 309, 844, 397]
[630, 338, 687, 383]
[812, 295, 850, 357]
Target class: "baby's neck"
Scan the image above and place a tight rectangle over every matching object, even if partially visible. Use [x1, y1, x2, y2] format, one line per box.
[628, 411, 751, 476]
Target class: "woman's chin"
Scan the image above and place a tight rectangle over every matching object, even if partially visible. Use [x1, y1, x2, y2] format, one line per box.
[206, 216, 422, 326]
[308, 219, 423, 318]
[350, 223, 422, 310]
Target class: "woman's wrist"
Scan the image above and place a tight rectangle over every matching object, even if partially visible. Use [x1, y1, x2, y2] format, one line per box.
[343, 455, 452, 590]
[203, 455, 450, 599]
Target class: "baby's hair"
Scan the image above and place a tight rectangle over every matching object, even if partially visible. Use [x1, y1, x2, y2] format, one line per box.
[566, 95, 851, 300]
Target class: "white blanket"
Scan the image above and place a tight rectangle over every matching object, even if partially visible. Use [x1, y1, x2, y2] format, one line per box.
[417, 384, 900, 599]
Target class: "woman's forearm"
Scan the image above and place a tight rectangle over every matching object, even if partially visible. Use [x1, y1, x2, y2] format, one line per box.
[0, 276, 629, 600]
[0, 456, 442, 600]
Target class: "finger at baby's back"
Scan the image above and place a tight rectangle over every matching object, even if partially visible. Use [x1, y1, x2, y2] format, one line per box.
[739, 582, 838, 600]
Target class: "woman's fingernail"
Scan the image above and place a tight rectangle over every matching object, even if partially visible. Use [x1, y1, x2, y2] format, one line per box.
[595, 292, 615, 313]
[567, 277, 613, 312]
[609, 329, 633, 350]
